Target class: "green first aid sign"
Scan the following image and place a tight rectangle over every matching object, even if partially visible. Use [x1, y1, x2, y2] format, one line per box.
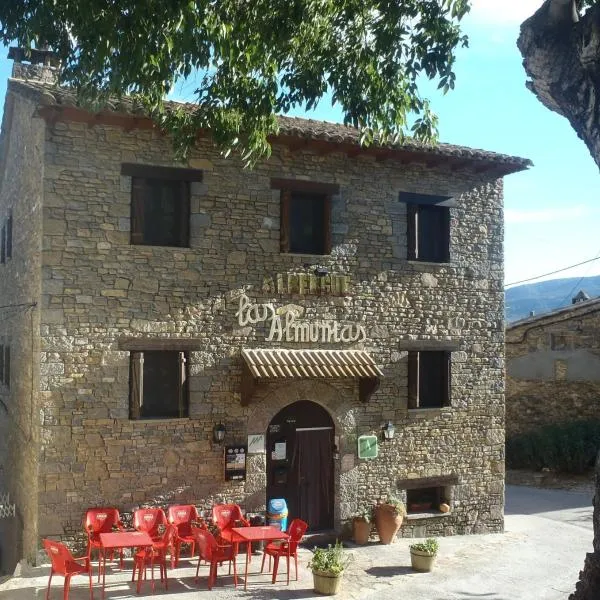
[357, 435, 378, 459]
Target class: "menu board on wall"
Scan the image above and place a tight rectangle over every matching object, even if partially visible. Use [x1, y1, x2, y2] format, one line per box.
[224, 445, 247, 481]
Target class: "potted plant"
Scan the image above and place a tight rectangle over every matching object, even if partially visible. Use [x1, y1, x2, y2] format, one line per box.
[352, 507, 373, 545]
[410, 538, 439, 572]
[308, 541, 350, 595]
[374, 495, 406, 544]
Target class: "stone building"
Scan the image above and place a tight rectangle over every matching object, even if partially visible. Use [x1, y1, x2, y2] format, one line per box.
[506, 293, 600, 438]
[0, 50, 530, 572]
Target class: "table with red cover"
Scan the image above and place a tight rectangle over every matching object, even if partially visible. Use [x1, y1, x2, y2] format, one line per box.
[99, 531, 153, 598]
[230, 526, 290, 590]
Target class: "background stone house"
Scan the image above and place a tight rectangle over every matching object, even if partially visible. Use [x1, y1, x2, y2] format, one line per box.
[506, 293, 600, 437]
[0, 51, 529, 573]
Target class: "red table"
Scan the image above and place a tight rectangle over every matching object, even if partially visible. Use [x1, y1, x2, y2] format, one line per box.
[230, 526, 290, 590]
[99, 531, 153, 598]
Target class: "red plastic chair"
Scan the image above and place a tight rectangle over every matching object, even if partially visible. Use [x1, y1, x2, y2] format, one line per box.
[132, 524, 177, 593]
[167, 504, 199, 566]
[133, 507, 167, 541]
[43, 538, 93, 600]
[212, 503, 251, 554]
[84, 508, 124, 580]
[193, 528, 237, 590]
[261, 518, 308, 584]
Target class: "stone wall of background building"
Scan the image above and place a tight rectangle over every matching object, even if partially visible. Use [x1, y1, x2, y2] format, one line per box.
[506, 305, 600, 437]
[0, 91, 44, 572]
[22, 110, 507, 557]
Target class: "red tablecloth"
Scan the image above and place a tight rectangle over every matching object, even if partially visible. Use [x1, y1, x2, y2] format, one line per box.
[230, 526, 289, 590]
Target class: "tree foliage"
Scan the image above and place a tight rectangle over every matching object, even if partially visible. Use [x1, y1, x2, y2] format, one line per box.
[0, 0, 470, 162]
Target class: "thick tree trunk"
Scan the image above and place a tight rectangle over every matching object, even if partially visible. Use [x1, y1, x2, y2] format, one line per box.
[518, 0, 600, 170]
[569, 452, 600, 599]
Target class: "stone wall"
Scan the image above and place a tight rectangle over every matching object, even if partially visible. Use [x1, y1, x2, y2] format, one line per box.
[506, 303, 600, 437]
[12, 106, 507, 557]
[0, 91, 44, 571]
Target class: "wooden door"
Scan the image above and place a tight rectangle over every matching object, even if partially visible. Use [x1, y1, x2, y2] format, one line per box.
[266, 401, 334, 531]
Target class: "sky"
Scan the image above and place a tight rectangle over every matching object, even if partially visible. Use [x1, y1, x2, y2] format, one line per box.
[0, 0, 598, 289]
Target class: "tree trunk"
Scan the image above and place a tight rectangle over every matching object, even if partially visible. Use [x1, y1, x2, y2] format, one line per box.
[569, 452, 600, 599]
[518, 0, 600, 170]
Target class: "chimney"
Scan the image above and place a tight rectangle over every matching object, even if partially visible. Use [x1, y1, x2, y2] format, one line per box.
[8, 47, 59, 84]
[529, 310, 535, 317]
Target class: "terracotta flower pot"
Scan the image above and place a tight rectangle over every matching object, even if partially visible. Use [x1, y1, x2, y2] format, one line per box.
[352, 517, 371, 545]
[374, 504, 403, 544]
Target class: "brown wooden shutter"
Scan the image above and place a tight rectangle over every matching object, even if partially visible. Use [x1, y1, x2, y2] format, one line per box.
[179, 182, 190, 247]
[131, 178, 146, 244]
[323, 194, 332, 254]
[407, 351, 419, 409]
[0, 345, 4, 384]
[130, 352, 144, 418]
[441, 206, 450, 263]
[280, 189, 291, 253]
[178, 352, 187, 417]
[444, 352, 451, 407]
[407, 204, 418, 260]
[6, 213, 12, 259]
[4, 346, 10, 388]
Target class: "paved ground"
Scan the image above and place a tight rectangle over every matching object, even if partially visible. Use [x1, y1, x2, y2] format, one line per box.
[0, 484, 593, 600]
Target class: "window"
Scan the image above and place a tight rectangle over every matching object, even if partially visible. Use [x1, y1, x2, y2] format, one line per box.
[407, 350, 450, 409]
[550, 333, 568, 350]
[6, 212, 12, 259]
[0, 345, 9, 388]
[129, 351, 188, 419]
[272, 178, 338, 255]
[1, 222, 5, 264]
[401, 192, 454, 263]
[122, 164, 202, 248]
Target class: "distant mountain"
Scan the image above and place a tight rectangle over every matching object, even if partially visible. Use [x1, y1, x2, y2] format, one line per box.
[505, 275, 600, 323]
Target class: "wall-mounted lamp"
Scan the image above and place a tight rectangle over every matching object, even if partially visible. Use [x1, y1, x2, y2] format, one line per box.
[314, 266, 329, 277]
[382, 421, 395, 441]
[213, 422, 226, 444]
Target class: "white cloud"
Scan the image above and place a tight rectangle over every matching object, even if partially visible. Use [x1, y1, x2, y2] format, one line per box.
[505, 205, 593, 224]
[468, 0, 544, 26]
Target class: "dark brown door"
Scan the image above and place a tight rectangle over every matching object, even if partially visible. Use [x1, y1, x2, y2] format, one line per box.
[266, 401, 334, 531]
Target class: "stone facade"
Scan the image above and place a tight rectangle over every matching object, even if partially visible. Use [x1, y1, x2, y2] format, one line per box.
[0, 73, 528, 570]
[506, 298, 600, 437]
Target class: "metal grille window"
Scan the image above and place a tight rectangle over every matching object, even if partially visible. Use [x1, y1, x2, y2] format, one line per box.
[129, 351, 188, 419]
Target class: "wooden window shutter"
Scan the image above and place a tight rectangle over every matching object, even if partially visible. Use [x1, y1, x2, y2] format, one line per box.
[323, 194, 332, 254]
[177, 352, 187, 417]
[130, 352, 144, 418]
[407, 351, 419, 409]
[407, 204, 418, 260]
[179, 182, 190, 246]
[280, 189, 291, 253]
[1, 223, 5, 264]
[441, 206, 450, 262]
[6, 212, 12, 259]
[444, 352, 451, 407]
[130, 178, 146, 244]
[0, 344, 4, 384]
[4, 346, 10, 388]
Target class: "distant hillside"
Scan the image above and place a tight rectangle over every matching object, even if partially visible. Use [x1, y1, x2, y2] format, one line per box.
[505, 275, 600, 322]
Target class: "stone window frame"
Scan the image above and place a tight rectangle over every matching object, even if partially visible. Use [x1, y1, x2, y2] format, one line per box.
[397, 475, 458, 519]
[121, 163, 203, 248]
[400, 191, 455, 264]
[271, 178, 339, 256]
[128, 349, 189, 420]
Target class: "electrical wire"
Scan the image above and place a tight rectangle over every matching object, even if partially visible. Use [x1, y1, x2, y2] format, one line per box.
[505, 256, 600, 288]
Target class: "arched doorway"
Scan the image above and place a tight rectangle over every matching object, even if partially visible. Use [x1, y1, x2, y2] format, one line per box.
[266, 400, 334, 531]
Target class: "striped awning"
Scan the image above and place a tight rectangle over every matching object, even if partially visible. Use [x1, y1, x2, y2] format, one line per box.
[240, 348, 383, 404]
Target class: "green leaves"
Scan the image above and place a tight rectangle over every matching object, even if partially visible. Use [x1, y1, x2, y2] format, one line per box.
[0, 0, 470, 164]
